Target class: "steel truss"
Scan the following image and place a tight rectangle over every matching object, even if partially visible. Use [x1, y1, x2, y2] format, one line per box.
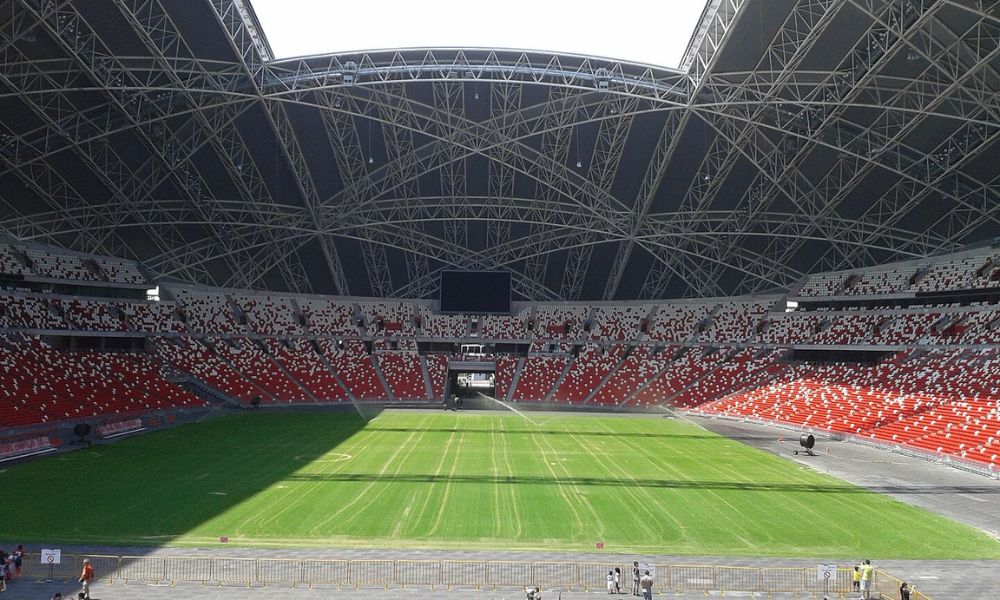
[0, 0, 995, 300]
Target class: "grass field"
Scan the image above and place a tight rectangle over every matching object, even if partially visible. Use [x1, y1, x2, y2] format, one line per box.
[4, 410, 999, 558]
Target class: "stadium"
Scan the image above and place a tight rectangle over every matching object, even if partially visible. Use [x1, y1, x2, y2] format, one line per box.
[1, 0, 999, 598]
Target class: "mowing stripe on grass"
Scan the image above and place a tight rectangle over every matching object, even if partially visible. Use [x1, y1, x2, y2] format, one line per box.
[3, 411, 999, 558]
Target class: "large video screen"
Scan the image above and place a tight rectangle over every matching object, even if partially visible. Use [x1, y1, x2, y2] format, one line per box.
[439, 271, 511, 314]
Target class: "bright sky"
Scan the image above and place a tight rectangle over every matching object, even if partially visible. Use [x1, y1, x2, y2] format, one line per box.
[251, 0, 710, 69]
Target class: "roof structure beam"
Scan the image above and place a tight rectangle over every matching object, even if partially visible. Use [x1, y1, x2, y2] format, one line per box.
[486, 81, 522, 253]
[656, 0, 844, 294]
[11, 196, 930, 261]
[118, 0, 314, 293]
[374, 84, 433, 295]
[318, 90, 395, 297]
[610, 0, 752, 299]
[207, 0, 350, 294]
[704, 2, 1000, 285]
[523, 86, 581, 300]
[312, 85, 634, 227]
[0, 9, 234, 283]
[294, 82, 638, 300]
[432, 77, 469, 252]
[17, 0, 262, 287]
[264, 49, 692, 106]
[559, 94, 639, 301]
[682, 0, 752, 88]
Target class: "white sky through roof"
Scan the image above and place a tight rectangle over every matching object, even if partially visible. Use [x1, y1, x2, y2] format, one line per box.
[252, 0, 709, 69]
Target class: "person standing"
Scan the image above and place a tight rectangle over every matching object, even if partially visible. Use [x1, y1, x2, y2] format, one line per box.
[78, 558, 94, 600]
[899, 581, 911, 600]
[614, 567, 622, 594]
[2, 553, 11, 585]
[606, 570, 615, 594]
[13, 545, 24, 578]
[851, 565, 861, 593]
[859, 559, 874, 600]
[631, 561, 641, 596]
[640, 570, 654, 600]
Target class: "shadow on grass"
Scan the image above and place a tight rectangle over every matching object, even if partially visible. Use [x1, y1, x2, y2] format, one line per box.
[2, 411, 368, 548]
[281, 471, 1000, 495]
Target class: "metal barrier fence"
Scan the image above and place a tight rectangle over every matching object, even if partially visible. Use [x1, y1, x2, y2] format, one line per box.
[21, 553, 930, 598]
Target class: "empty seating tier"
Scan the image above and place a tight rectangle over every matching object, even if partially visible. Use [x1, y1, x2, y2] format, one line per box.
[378, 352, 428, 400]
[322, 340, 388, 401]
[1, 338, 203, 428]
[550, 344, 624, 404]
[511, 356, 569, 402]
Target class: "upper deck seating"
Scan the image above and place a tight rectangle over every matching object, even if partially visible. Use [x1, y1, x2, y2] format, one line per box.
[299, 298, 357, 335]
[358, 301, 416, 336]
[591, 306, 650, 341]
[418, 308, 469, 338]
[233, 295, 303, 335]
[700, 300, 773, 343]
[757, 313, 824, 345]
[646, 304, 711, 342]
[915, 252, 1000, 293]
[480, 308, 529, 339]
[24, 249, 97, 282]
[0, 245, 26, 276]
[532, 305, 589, 339]
[173, 290, 243, 334]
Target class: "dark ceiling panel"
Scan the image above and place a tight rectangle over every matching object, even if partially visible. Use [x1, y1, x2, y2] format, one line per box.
[0, 0, 995, 301]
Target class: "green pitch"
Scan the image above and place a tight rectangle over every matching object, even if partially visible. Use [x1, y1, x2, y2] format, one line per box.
[5, 410, 999, 558]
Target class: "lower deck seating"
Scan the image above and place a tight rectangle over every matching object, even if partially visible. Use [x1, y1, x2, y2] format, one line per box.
[494, 356, 520, 401]
[378, 352, 428, 400]
[630, 347, 726, 407]
[213, 339, 312, 402]
[425, 354, 449, 400]
[511, 355, 569, 402]
[700, 350, 1000, 467]
[266, 339, 348, 402]
[154, 337, 266, 403]
[321, 340, 388, 401]
[588, 346, 665, 407]
[672, 349, 786, 409]
[550, 345, 624, 404]
[1, 338, 203, 428]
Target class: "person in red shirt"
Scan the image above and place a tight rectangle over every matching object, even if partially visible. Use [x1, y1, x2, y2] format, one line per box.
[78, 558, 94, 600]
